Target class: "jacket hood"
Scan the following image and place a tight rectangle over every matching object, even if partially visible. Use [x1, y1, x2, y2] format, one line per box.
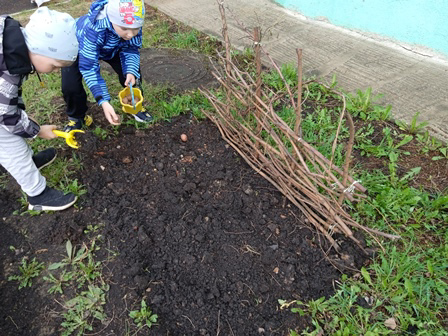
[2, 17, 33, 75]
[88, 0, 109, 24]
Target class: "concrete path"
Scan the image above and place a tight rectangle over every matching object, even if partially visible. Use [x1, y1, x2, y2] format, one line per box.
[151, 0, 448, 143]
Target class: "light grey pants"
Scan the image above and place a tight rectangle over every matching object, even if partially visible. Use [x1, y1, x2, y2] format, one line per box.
[0, 127, 46, 197]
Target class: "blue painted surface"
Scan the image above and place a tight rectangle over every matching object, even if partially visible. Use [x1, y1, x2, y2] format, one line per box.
[275, 0, 448, 56]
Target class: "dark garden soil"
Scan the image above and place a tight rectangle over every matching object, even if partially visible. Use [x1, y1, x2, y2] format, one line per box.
[0, 113, 369, 335]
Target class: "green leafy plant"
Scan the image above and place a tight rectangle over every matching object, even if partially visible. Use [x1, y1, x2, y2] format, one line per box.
[92, 126, 109, 140]
[432, 147, 448, 161]
[129, 299, 158, 332]
[416, 131, 443, 153]
[395, 111, 429, 134]
[59, 178, 87, 197]
[45, 240, 110, 335]
[8, 257, 44, 289]
[0, 173, 8, 189]
[44, 271, 74, 294]
[281, 241, 448, 335]
[61, 284, 109, 336]
[13, 191, 43, 216]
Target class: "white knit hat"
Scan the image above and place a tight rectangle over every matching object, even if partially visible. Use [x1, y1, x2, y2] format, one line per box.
[22, 7, 78, 62]
[107, 0, 145, 29]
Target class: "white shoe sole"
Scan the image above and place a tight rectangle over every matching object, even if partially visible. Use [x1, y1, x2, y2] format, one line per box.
[134, 114, 153, 123]
[28, 196, 78, 211]
[37, 152, 57, 170]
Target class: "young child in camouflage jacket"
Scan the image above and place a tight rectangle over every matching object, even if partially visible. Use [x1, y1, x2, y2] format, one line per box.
[0, 7, 79, 211]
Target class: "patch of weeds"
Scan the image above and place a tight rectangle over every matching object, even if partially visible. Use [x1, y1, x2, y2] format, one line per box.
[129, 299, 158, 334]
[61, 284, 109, 336]
[172, 30, 200, 49]
[416, 130, 443, 153]
[59, 177, 87, 197]
[431, 146, 448, 161]
[395, 111, 429, 134]
[353, 170, 447, 231]
[142, 20, 171, 47]
[44, 270, 74, 295]
[29, 135, 63, 153]
[46, 239, 111, 336]
[356, 127, 413, 159]
[21, 72, 66, 125]
[13, 192, 41, 216]
[346, 87, 391, 121]
[231, 47, 256, 70]
[41, 154, 82, 188]
[256, 70, 448, 333]
[0, 173, 8, 189]
[281, 240, 448, 335]
[83, 224, 103, 235]
[262, 63, 298, 91]
[92, 126, 109, 140]
[151, 90, 212, 121]
[8, 257, 45, 289]
[141, 14, 219, 55]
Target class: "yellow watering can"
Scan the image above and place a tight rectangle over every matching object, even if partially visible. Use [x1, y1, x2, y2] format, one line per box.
[53, 130, 85, 149]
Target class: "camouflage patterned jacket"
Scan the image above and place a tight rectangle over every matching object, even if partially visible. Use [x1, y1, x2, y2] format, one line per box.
[0, 15, 40, 138]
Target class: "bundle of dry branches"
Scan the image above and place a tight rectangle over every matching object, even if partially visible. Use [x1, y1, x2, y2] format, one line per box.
[201, 1, 400, 251]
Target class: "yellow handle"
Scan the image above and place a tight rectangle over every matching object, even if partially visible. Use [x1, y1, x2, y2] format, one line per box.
[52, 129, 85, 149]
[53, 130, 70, 139]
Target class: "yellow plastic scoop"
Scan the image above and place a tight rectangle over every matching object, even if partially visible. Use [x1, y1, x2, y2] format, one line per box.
[53, 129, 85, 149]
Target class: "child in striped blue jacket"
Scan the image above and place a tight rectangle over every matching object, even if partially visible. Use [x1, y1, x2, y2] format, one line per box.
[61, 0, 152, 131]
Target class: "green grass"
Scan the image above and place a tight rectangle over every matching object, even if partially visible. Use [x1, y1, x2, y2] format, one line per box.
[260, 65, 447, 335]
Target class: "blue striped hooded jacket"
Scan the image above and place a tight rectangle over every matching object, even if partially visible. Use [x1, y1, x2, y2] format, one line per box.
[77, 0, 142, 106]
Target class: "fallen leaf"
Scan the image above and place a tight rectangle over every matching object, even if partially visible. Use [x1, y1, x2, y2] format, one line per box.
[384, 317, 397, 330]
[273, 267, 279, 274]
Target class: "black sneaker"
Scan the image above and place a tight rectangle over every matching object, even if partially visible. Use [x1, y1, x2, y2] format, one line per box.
[32, 148, 57, 170]
[134, 111, 153, 123]
[64, 115, 93, 132]
[28, 186, 77, 211]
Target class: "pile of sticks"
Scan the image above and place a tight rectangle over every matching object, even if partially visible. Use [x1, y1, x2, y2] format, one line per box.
[200, 1, 400, 251]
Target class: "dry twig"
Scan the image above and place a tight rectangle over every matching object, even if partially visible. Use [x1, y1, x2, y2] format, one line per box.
[202, 1, 400, 251]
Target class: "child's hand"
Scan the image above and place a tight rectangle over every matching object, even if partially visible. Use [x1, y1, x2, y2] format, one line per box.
[38, 125, 58, 139]
[101, 102, 121, 125]
[125, 74, 136, 87]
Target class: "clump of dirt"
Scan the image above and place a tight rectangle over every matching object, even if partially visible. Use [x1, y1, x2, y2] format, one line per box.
[76, 131, 100, 153]
[0, 115, 368, 335]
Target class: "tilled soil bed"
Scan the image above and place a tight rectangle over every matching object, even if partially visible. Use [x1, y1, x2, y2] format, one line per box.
[0, 115, 367, 335]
